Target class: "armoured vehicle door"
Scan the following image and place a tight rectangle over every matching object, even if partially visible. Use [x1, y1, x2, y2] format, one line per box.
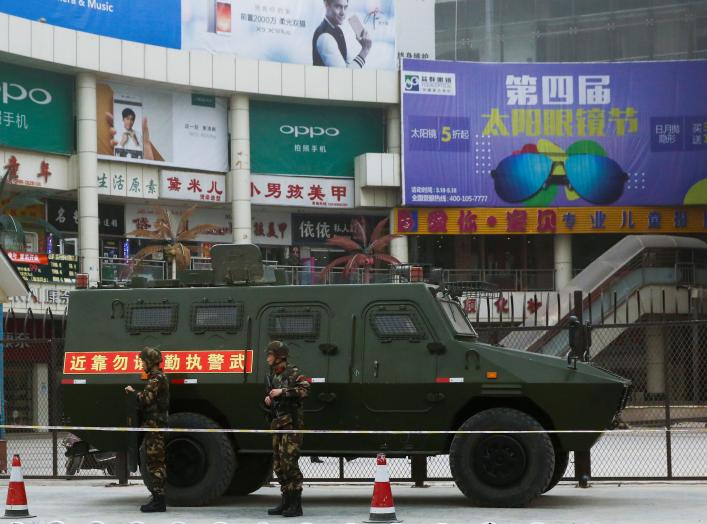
[361, 302, 438, 413]
[256, 304, 338, 427]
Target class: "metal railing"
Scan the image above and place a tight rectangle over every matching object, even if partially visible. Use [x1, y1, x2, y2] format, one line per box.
[443, 268, 555, 291]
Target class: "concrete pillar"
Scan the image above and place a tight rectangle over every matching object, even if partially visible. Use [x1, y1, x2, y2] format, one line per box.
[646, 325, 665, 397]
[229, 94, 251, 244]
[553, 234, 572, 290]
[32, 363, 49, 427]
[76, 73, 100, 283]
[386, 106, 408, 264]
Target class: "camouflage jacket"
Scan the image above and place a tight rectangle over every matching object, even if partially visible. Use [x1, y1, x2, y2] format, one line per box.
[137, 368, 170, 426]
[266, 364, 310, 429]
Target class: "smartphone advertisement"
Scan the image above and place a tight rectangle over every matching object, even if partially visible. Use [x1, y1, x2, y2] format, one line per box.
[96, 81, 228, 172]
[181, 0, 396, 70]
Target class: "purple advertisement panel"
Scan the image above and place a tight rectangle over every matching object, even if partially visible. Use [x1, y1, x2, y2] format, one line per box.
[401, 59, 707, 207]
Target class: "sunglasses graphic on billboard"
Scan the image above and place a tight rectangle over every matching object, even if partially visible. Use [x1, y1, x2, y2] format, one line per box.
[491, 140, 628, 205]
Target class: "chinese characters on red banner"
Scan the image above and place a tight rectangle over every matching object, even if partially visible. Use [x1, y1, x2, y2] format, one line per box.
[63, 350, 255, 374]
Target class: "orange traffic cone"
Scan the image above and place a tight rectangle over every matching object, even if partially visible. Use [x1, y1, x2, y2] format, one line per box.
[3, 454, 35, 519]
[364, 453, 401, 523]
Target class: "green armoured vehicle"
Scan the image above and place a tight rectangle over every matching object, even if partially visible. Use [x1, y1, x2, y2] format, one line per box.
[61, 245, 630, 508]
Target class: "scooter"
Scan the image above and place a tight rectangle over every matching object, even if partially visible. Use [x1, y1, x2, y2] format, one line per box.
[63, 434, 117, 476]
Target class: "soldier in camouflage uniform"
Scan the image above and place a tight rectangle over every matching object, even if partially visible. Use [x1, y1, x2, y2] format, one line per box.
[125, 346, 170, 513]
[265, 340, 310, 518]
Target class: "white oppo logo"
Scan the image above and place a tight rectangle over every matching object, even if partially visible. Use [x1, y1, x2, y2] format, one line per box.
[1, 82, 53, 105]
[279, 125, 340, 138]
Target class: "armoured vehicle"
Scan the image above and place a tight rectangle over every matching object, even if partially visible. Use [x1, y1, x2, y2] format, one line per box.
[61, 245, 630, 508]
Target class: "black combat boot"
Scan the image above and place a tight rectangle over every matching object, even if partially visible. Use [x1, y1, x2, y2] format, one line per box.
[282, 490, 303, 518]
[140, 493, 167, 512]
[267, 492, 289, 515]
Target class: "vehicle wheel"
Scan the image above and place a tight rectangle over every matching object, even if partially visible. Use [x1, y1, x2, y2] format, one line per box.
[226, 453, 273, 495]
[543, 449, 569, 493]
[449, 408, 555, 507]
[139, 412, 235, 506]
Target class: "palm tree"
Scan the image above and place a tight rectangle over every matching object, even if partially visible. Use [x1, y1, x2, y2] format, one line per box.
[127, 205, 220, 279]
[1, 163, 61, 250]
[319, 217, 401, 283]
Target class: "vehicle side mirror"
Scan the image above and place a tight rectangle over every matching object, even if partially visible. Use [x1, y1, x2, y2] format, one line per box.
[427, 341, 446, 355]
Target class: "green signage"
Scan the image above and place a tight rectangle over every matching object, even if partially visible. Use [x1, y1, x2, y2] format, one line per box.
[0, 63, 74, 154]
[250, 101, 384, 178]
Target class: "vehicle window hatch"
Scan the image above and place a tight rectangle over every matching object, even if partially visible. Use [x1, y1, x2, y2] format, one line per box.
[268, 311, 320, 339]
[191, 303, 243, 333]
[126, 303, 178, 333]
[371, 312, 424, 340]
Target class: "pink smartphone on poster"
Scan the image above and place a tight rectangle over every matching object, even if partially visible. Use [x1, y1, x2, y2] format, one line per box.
[216, 0, 232, 34]
[348, 15, 365, 39]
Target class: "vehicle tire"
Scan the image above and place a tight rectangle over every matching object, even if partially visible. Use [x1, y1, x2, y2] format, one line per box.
[226, 453, 273, 495]
[543, 449, 569, 493]
[139, 412, 235, 507]
[449, 407, 555, 507]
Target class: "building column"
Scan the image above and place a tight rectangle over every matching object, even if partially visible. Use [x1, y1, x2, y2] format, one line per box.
[553, 234, 572, 290]
[229, 94, 251, 244]
[76, 73, 100, 283]
[645, 325, 665, 399]
[386, 106, 408, 264]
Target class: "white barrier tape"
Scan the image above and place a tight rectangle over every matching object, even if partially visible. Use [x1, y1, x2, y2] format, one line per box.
[0, 424, 703, 435]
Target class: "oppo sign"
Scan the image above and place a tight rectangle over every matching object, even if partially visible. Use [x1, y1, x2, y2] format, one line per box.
[279, 125, 340, 139]
[0, 82, 53, 105]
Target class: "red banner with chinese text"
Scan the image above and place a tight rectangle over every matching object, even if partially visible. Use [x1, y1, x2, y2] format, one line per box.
[63, 350, 254, 374]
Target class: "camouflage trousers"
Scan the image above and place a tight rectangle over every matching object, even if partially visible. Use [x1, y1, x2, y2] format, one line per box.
[143, 420, 166, 496]
[272, 431, 303, 493]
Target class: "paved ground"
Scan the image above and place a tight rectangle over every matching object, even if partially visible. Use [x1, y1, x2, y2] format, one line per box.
[1, 479, 706, 524]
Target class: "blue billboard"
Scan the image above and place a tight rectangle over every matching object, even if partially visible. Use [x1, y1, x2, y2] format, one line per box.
[2, 1, 181, 49]
[402, 59, 707, 207]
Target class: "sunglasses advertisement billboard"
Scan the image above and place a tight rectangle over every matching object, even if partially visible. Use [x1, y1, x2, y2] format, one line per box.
[401, 59, 707, 208]
[96, 82, 228, 172]
[182, 0, 396, 70]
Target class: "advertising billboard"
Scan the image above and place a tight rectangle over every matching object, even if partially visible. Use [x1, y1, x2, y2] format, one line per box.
[96, 82, 228, 172]
[401, 59, 707, 207]
[0, 63, 74, 155]
[1, 1, 181, 48]
[250, 101, 383, 178]
[182, 0, 396, 69]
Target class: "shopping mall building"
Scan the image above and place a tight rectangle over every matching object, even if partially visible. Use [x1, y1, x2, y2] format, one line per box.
[0, 0, 706, 318]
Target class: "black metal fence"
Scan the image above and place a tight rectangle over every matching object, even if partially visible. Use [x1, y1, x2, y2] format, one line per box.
[2, 318, 707, 482]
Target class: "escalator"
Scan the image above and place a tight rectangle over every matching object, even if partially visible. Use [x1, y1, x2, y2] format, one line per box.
[501, 235, 707, 357]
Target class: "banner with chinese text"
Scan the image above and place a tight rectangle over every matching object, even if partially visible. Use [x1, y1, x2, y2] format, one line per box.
[401, 59, 707, 207]
[252, 208, 291, 246]
[250, 101, 384, 178]
[0, 63, 74, 155]
[96, 82, 228, 172]
[293, 214, 386, 245]
[251, 174, 354, 209]
[182, 0, 395, 70]
[125, 204, 231, 243]
[394, 207, 707, 235]
[160, 171, 226, 203]
[63, 350, 254, 374]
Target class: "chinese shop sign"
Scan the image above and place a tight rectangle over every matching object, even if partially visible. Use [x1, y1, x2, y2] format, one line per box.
[96, 161, 158, 199]
[63, 350, 254, 374]
[0, 63, 74, 154]
[394, 207, 707, 235]
[2, 152, 71, 191]
[251, 174, 355, 209]
[47, 199, 125, 235]
[250, 101, 384, 178]
[252, 209, 291, 246]
[402, 59, 707, 207]
[7, 251, 78, 283]
[292, 214, 385, 245]
[125, 204, 231, 243]
[160, 171, 225, 203]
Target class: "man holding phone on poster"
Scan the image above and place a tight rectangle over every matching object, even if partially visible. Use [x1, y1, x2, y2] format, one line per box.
[313, 0, 372, 68]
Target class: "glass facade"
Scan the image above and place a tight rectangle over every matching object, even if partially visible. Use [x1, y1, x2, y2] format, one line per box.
[436, 0, 707, 63]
